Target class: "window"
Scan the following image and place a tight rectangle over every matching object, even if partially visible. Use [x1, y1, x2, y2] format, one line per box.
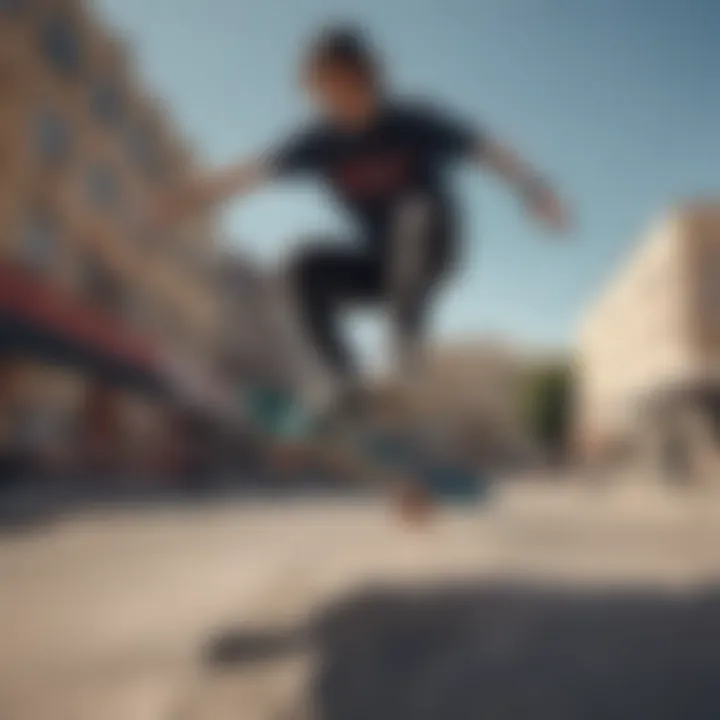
[19, 208, 59, 275]
[0, 0, 24, 14]
[42, 13, 81, 77]
[125, 123, 164, 179]
[85, 165, 119, 211]
[81, 255, 124, 316]
[125, 124, 150, 164]
[34, 107, 72, 165]
[91, 79, 123, 126]
[123, 292, 153, 334]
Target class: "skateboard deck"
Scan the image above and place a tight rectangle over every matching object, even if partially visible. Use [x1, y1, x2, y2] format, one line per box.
[243, 383, 490, 505]
[236, 270, 489, 505]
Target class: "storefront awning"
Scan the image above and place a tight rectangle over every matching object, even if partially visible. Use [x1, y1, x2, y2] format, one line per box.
[0, 263, 163, 394]
[0, 264, 247, 428]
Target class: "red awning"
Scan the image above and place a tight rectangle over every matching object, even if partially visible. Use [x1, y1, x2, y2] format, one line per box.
[0, 265, 242, 425]
[0, 262, 158, 374]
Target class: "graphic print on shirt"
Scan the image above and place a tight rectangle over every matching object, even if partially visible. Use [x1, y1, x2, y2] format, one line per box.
[331, 150, 414, 200]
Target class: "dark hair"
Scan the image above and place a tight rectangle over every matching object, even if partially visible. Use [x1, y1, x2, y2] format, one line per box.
[305, 25, 380, 88]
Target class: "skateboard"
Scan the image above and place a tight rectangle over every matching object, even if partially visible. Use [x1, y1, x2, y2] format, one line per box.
[237, 272, 490, 508]
[243, 383, 490, 506]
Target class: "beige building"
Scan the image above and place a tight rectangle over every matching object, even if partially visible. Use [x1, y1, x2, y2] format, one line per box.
[371, 340, 538, 465]
[576, 201, 720, 460]
[0, 0, 226, 477]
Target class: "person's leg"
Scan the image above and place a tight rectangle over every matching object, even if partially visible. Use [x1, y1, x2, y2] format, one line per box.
[387, 195, 456, 377]
[288, 243, 385, 411]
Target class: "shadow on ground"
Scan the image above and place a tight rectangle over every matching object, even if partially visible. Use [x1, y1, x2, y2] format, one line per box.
[206, 580, 720, 720]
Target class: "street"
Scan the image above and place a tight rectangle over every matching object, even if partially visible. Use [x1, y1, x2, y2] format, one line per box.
[1, 479, 720, 719]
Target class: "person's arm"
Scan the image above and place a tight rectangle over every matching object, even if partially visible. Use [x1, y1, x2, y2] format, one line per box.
[417, 103, 570, 233]
[187, 159, 269, 208]
[151, 126, 322, 227]
[152, 158, 270, 227]
[476, 136, 570, 232]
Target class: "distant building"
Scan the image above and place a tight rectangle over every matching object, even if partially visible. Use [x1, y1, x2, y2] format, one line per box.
[576, 201, 720, 465]
[217, 254, 288, 388]
[373, 340, 539, 466]
[0, 0, 231, 479]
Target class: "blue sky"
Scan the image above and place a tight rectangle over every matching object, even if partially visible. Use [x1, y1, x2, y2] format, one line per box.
[97, 0, 720, 352]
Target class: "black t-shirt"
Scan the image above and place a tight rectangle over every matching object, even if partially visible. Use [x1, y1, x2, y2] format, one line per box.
[268, 101, 483, 244]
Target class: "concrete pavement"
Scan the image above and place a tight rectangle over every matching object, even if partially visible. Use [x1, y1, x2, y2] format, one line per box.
[1, 481, 720, 719]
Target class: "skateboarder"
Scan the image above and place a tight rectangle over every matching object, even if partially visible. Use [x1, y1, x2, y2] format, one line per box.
[154, 25, 569, 420]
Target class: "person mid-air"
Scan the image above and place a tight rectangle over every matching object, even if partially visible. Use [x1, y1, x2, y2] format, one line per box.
[156, 25, 569, 420]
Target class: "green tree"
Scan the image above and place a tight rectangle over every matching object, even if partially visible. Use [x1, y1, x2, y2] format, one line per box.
[520, 361, 574, 455]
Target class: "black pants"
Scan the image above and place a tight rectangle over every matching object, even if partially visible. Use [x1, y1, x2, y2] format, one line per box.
[290, 196, 457, 378]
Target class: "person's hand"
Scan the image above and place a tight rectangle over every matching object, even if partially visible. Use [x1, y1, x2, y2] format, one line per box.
[526, 184, 572, 234]
[140, 186, 194, 233]
[138, 160, 265, 233]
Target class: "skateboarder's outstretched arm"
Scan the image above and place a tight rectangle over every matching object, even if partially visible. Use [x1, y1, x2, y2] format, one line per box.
[475, 135, 570, 233]
[150, 157, 270, 226]
[148, 122, 571, 233]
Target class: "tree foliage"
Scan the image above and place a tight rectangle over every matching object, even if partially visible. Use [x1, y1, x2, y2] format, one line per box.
[520, 361, 573, 454]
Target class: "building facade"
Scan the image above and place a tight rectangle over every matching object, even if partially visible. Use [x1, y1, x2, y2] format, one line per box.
[218, 254, 288, 387]
[576, 202, 720, 464]
[371, 341, 538, 467]
[0, 0, 226, 481]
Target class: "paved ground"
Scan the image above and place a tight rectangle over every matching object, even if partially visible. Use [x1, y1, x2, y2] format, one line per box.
[2, 479, 720, 719]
